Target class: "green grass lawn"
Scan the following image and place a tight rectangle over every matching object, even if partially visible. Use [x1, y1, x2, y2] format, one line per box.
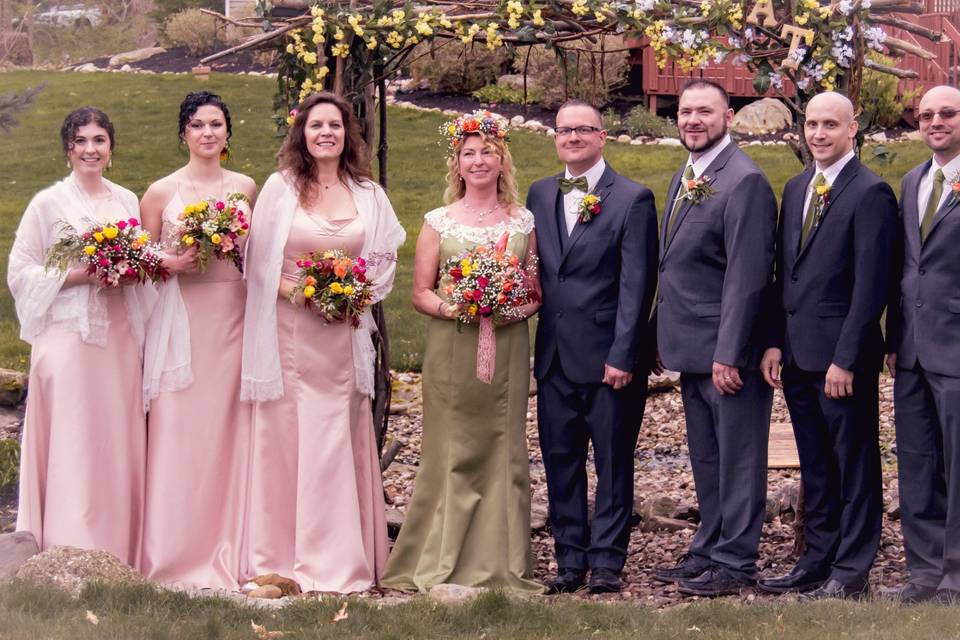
[0, 71, 934, 371]
[3, 580, 960, 639]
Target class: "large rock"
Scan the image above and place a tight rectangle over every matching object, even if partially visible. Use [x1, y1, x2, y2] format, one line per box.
[108, 47, 166, 68]
[731, 98, 793, 135]
[0, 368, 27, 407]
[0, 532, 39, 581]
[16, 546, 144, 596]
[429, 583, 484, 603]
[496, 74, 530, 92]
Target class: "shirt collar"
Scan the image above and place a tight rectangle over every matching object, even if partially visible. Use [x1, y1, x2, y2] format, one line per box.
[815, 149, 856, 186]
[931, 153, 960, 184]
[565, 157, 607, 191]
[687, 134, 732, 179]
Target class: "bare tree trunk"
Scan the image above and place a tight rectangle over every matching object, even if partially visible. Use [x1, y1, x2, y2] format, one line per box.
[377, 69, 388, 189]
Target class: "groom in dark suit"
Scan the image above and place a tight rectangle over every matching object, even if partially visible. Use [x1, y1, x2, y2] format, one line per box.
[758, 92, 897, 600]
[886, 85, 960, 604]
[527, 100, 658, 594]
[652, 80, 777, 596]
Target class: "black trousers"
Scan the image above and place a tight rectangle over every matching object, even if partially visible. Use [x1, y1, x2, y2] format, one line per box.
[782, 364, 882, 585]
[536, 356, 647, 572]
[681, 370, 772, 577]
[895, 363, 960, 591]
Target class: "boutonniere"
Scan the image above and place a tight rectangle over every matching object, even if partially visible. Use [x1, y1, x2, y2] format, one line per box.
[577, 192, 603, 224]
[683, 175, 716, 204]
[813, 181, 832, 227]
[948, 169, 960, 207]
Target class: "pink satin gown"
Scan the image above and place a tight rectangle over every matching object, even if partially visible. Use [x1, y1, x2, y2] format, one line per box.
[17, 272, 145, 565]
[139, 191, 251, 590]
[246, 208, 387, 593]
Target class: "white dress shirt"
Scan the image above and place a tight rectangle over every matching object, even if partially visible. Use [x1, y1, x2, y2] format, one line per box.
[802, 149, 856, 226]
[563, 158, 607, 235]
[917, 153, 960, 227]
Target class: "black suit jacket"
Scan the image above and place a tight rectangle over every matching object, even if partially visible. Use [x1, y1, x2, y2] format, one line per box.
[886, 159, 960, 377]
[656, 143, 777, 374]
[527, 163, 658, 383]
[767, 158, 898, 373]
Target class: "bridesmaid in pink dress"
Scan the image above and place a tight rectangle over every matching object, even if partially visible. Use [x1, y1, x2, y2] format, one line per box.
[8, 108, 156, 566]
[139, 92, 257, 590]
[241, 92, 405, 593]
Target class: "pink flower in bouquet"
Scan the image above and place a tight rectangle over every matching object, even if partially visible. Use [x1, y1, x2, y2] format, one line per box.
[117, 220, 128, 230]
[477, 275, 490, 289]
[215, 201, 226, 211]
[128, 218, 139, 227]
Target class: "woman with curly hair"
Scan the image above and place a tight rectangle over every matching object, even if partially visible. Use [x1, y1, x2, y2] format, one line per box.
[241, 91, 405, 592]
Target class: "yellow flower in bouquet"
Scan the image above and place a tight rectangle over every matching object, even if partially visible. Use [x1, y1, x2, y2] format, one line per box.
[102, 226, 118, 240]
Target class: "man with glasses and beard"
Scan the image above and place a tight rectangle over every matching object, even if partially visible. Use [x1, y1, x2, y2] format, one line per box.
[527, 100, 658, 595]
[886, 85, 960, 604]
[651, 80, 777, 597]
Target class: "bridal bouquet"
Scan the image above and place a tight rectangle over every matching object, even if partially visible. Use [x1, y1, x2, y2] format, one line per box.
[45, 217, 169, 287]
[178, 193, 250, 272]
[289, 249, 373, 327]
[442, 232, 539, 382]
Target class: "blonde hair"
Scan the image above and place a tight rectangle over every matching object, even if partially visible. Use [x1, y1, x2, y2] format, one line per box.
[443, 132, 520, 213]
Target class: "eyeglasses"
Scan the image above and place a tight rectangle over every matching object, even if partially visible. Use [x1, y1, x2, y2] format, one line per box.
[917, 108, 959, 123]
[555, 126, 603, 137]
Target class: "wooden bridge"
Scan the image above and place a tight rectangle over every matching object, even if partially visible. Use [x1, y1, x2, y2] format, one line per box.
[627, 0, 960, 113]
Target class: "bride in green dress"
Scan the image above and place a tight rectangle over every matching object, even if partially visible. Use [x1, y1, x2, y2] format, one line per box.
[381, 112, 544, 594]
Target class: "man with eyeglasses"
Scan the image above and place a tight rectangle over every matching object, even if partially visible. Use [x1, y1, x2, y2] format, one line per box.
[651, 79, 777, 597]
[886, 84, 960, 604]
[526, 99, 658, 594]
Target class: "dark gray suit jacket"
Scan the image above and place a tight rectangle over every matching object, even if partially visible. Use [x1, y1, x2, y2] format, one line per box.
[656, 143, 777, 374]
[887, 160, 960, 377]
[767, 158, 898, 373]
[527, 163, 658, 383]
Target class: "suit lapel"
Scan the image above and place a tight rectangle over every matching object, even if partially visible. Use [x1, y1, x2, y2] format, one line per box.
[786, 169, 812, 266]
[925, 169, 960, 241]
[904, 161, 927, 256]
[662, 143, 738, 257]
[560, 165, 617, 266]
[660, 170, 682, 256]
[797, 158, 860, 261]
[539, 173, 564, 263]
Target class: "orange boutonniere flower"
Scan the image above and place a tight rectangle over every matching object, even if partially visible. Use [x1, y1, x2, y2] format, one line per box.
[577, 192, 603, 224]
[949, 169, 960, 207]
[684, 175, 717, 204]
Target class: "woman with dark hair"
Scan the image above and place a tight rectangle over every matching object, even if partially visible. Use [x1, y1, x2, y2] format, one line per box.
[241, 91, 405, 592]
[381, 111, 543, 593]
[8, 107, 157, 565]
[138, 92, 257, 589]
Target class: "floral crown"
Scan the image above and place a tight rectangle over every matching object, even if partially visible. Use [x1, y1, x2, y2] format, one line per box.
[440, 110, 510, 156]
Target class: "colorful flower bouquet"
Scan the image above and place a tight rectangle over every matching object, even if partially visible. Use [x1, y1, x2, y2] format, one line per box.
[178, 193, 250, 272]
[289, 249, 373, 327]
[442, 232, 539, 382]
[45, 217, 169, 287]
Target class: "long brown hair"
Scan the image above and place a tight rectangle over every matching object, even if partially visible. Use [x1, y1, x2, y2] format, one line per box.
[277, 92, 372, 206]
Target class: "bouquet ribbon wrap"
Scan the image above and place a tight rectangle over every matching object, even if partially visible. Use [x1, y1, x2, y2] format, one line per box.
[476, 315, 496, 384]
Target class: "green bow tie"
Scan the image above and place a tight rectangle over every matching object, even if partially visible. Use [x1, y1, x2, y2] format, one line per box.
[559, 176, 589, 194]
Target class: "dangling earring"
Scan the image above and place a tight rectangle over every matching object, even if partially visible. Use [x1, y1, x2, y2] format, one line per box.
[66, 159, 71, 170]
[220, 142, 231, 163]
[107, 158, 113, 170]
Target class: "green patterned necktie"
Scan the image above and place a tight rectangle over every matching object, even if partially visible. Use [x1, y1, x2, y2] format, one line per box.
[800, 172, 827, 247]
[920, 168, 945, 243]
[558, 176, 588, 194]
[666, 165, 695, 241]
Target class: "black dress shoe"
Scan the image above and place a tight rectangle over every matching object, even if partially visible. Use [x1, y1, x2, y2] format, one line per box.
[885, 582, 937, 604]
[757, 566, 829, 594]
[653, 554, 713, 583]
[546, 569, 586, 595]
[934, 589, 960, 604]
[800, 578, 869, 601]
[677, 566, 756, 597]
[588, 568, 621, 594]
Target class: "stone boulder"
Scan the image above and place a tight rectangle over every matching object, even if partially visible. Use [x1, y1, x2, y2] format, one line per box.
[496, 74, 529, 92]
[16, 546, 144, 596]
[108, 47, 166, 68]
[429, 583, 484, 603]
[0, 368, 27, 407]
[731, 98, 793, 135]
[0, 531, 39, 581]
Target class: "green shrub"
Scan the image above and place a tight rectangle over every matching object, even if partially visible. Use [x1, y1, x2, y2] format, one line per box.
[0, 439, 19, 492]
[519, 36, 628, 108]
[860, 53, 916, 130]
[411, 42, 509, 93]
[623, 106, 677, 138]
[472, 84, 535, 105]
[150, 0, 220, 24]
[163, 8, 224, 56]
[30, 18, 152, 66]
[602, 108, 622, 133]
